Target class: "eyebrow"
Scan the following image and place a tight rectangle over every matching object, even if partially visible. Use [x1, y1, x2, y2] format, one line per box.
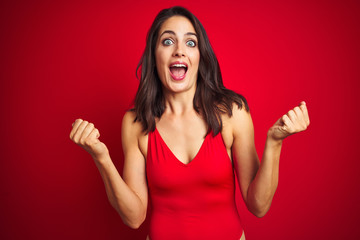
[159, 30, 198, 38]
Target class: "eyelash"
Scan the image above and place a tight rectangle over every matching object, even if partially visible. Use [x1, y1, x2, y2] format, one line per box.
[186, 40, 196, 47]
[162, 38, 197, 47]
[163, 39, 174, 46]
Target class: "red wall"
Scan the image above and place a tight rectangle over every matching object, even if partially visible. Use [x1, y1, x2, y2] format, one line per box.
[1, 0, 359, 239]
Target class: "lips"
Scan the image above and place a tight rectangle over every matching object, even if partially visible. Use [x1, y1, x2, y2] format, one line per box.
[169, 61, 188, 81]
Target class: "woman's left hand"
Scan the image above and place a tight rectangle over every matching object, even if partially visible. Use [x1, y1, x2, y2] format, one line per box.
[268, 101, 310, 141]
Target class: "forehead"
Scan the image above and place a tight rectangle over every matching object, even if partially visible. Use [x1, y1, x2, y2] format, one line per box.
[158, 16, 196, 35]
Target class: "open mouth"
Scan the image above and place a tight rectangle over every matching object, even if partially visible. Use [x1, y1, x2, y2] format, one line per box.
[169, 63, 188, 80]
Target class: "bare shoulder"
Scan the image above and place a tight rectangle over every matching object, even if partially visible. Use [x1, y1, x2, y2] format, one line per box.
[121, 111, 148, 158]
[122, 111, 140, 145]
[229, 102, 253, 134]
[122, 111, 140, 131]
[221, 102, 253, 148]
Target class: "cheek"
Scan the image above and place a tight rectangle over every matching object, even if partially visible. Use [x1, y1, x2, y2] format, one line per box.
[190, 50, 200, 68]
[155, 50, 168, 69]
[196, 54, 200, 66]
[155, 54, 164, 74]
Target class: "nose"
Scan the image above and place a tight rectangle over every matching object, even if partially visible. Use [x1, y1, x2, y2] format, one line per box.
[173, 43, 185, 57]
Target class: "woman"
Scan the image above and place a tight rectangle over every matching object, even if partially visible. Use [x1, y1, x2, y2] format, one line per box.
[70, 6, 310, 240]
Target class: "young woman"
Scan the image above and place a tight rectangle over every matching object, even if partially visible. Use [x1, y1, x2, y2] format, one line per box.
[70, 6, 310, 240]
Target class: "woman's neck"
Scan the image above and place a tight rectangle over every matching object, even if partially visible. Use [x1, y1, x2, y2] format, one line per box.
[163, 88, 196, 116]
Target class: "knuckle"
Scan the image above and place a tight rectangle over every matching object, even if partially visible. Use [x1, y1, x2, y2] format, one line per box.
[79, 138, 85, 145]
[283, 115, 290, 123]
[73, 137, 80, 144]
[75, 119, 83, 124]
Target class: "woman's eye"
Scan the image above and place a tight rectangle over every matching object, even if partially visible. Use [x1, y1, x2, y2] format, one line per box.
[186, 40, 196, 47]
[163, 39, 173, 46]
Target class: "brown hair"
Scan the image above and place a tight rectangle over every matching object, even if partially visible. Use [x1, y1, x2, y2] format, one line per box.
[133, 6, 249, 136]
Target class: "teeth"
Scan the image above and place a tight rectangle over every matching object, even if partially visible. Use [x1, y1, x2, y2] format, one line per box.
[171, 64, 187, 68]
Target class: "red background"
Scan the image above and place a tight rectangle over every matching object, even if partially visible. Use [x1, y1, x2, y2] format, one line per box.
[1, 0, 359, 239]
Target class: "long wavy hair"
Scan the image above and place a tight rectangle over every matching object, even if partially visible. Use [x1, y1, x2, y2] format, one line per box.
[133, 6, 249, 136]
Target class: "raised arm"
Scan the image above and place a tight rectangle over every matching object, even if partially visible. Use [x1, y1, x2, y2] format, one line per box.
[69, 111, 148, 228]
[231, 101, 310, 217]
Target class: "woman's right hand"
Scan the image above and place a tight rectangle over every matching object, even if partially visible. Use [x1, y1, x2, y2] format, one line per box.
[70, 119, 109, 161]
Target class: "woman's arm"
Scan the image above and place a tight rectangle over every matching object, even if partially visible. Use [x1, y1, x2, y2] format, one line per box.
[231, 101, 310, 217]
[69, 111, 148, 228]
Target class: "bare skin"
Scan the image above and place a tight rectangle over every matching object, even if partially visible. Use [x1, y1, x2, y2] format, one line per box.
[69, 15, 310, 239]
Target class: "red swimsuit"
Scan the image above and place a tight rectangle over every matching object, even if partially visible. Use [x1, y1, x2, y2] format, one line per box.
[146, 128, 243, 240]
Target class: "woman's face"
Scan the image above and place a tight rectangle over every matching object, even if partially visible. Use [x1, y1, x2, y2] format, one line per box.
[155, 16, 200, 94]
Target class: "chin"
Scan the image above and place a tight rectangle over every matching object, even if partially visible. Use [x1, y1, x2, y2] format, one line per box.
[167, 82, 195, 94]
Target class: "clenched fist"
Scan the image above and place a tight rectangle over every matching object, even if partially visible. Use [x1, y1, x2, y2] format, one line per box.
[70, 119, 109, 160]
[268, 101, 310, 141]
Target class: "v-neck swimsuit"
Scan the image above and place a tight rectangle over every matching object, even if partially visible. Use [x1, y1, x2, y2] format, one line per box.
[146, 128, 243, 240]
